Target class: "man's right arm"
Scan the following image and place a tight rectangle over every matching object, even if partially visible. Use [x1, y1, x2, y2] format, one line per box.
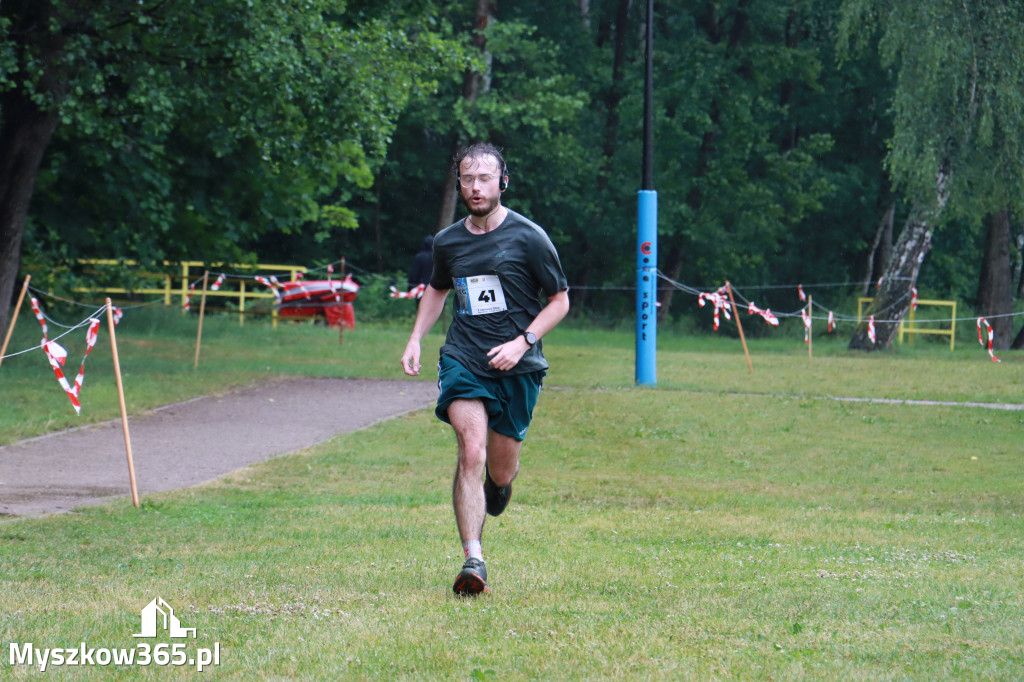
[401, 285, 448, 376]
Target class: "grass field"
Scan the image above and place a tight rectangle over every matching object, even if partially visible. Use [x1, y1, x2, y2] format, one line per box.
[1, 308, 1022, 679]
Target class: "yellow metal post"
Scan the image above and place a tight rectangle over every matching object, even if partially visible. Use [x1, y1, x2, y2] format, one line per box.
[239, 280, 246, 326]
[950, 301, 956, 350]
[181, 263, 190, 309]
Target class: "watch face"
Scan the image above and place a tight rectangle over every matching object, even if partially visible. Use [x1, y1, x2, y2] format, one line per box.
[525, 332, 537, 346]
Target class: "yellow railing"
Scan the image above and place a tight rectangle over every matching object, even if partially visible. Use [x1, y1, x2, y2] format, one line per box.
[857, 297, 957, 350]
[73, 260, 310, 326]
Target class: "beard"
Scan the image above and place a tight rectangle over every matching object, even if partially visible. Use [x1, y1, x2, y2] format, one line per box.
[462, 193, 500, 217]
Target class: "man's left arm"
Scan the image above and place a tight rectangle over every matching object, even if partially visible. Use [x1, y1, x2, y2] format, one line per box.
[486, 290, 570, 371]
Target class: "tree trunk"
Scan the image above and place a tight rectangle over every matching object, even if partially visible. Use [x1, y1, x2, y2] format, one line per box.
[848, 204, 937, 350]
[1015, 229, 1024, 299]
[849, 162, 951, 351]
[373, 181, 384, 272]
[976, 207, 1013, 349]
[572, 0, 631, 311]
[861, 202, 895, 295]
[580, 0, 592, 30]
[435, 0, 494, 232]
[1015, 226, 1024, 348]
[0, 0, 67, 335]
[1012, 322, 1024, 350]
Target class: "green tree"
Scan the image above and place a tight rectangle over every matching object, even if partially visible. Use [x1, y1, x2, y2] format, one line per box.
[840, 0, 1024, 350]
[0, 0, 464, 332]
[351, 0, 899, 326]
[380, 0, 873, 322]
[652, 1, 836, 320]
[350, 1, 589, 281]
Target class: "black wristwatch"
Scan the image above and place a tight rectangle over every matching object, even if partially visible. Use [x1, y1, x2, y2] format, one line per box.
[523, 331, 537, 347]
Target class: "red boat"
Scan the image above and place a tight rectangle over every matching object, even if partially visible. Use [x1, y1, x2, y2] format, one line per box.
[276, 275, 359, 329]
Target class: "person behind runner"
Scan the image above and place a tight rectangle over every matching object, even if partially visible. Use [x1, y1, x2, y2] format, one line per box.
[400, 142, 570, 596]
[407, 234, 434, 296]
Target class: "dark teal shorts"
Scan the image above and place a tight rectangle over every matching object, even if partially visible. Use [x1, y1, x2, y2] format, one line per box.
[435, 355, 545, 441]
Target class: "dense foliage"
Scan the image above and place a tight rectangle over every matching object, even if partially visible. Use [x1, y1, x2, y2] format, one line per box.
[3, 0, 1024, 340]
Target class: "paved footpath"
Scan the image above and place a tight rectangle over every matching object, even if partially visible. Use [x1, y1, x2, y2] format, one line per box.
[0, 377, 438, 518]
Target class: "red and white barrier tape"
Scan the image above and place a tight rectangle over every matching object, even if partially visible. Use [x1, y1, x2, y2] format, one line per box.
[182, 282, 197, 310]
[801, 308, 811, 343]
[827, 310, 836, 333]
[976, 317, 1001, 363]
[43, 340, 82, 415]
[327, 274, 360, 302]
[30, 296, 48, 342]
[911, 286, 918, 311]
[325, 265, 339, 301]
[797, 284, 806, 302]
[185, 274, 227, 308]
[254, 275, 282, 302]
[390, 283, 426, 299]
[747, 302, 779, 326]
[70, 319, 101, 397]
[293, 272, 312, 299]
[698, 288, 731, 331]
[867, 315, 876, 344]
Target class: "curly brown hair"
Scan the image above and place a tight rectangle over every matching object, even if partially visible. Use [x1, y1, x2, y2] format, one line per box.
[453, 142, 507, 179]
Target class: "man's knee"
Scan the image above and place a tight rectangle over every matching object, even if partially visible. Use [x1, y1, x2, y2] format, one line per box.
[456, 440, 487, 471]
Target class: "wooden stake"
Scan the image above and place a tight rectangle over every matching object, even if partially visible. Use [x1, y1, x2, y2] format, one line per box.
[726, 281, 753, 375]
[193, 271, 210, 369]
[0, 274, 31, 371]
[106, 298, 139, 508]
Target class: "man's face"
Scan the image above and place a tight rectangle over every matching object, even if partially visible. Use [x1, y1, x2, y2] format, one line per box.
[458, 154, 503, 217]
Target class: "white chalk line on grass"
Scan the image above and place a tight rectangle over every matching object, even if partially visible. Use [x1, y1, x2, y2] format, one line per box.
[819, 396, 1024, 411]
[551, 386, 1024, 411]
[731, 392, 1024, 411]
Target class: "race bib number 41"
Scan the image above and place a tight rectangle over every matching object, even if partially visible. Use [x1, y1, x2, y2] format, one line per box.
[453, 274, 508, 315]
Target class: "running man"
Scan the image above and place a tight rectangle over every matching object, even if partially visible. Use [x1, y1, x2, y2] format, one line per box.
[401, 142, 570, 596]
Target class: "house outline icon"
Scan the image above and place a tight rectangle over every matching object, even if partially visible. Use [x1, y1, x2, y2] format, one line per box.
[133, 597, 197, 639]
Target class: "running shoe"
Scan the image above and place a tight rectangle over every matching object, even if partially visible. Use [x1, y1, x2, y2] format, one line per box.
[483, 467, 512, 517]
[452, 557, 490, 596]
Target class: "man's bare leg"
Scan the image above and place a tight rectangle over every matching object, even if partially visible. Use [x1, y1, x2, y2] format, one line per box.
[486, 430, 521, 486]
[448, 399, 491, 594]
[448, 398, 488, 545]
[483, 429, 521, 516]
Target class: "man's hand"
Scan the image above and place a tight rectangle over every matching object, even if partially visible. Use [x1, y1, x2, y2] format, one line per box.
[399, 286, 448, 377]
[401, 339, 422, 376]
[486, 335, 530, 372]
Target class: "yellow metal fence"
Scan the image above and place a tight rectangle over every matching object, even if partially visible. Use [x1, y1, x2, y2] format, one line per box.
[73, 260, 310, 325]
[857, 297, 957, 350]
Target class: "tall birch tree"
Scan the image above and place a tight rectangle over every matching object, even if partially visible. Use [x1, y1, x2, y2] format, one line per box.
[840, 0, 1024, 350]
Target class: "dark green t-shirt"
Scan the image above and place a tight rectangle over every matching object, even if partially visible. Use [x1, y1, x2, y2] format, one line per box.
[430, 209, 568, 377]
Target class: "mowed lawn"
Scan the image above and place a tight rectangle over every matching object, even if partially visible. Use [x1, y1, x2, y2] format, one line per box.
[0, 312, 1022, 679]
